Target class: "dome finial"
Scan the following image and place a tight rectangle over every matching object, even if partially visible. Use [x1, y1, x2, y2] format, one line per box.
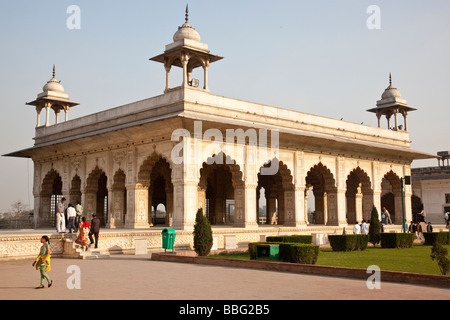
[389, 72, 392, 86]
[185, 4, 189, 23]
[53, 64, 56, 78]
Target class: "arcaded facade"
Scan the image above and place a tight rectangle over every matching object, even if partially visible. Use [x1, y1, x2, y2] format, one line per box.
[6, 8, 432, 231]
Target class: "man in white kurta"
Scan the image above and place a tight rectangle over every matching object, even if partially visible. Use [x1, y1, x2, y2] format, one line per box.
[361, 221, 369, 235]
[353, 222, 361, 235]
[56, 197, 66, 233]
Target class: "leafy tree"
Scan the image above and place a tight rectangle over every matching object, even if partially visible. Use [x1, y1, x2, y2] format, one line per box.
[369, 206, 381, 247]
[431, 243, 450, 276]
[193, 208, 213, 257]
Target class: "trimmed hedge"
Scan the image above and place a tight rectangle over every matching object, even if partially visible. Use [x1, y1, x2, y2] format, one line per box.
[380, 233, 415, 248]
[279, 243, 319, 265]
[328, 235, 369, 252]
[266, 235, 312, 244]
[424, 232, 450, 246]
[248, 242, 319, 265]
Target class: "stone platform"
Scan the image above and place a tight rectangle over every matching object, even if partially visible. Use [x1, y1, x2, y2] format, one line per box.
[1, 224, 445, 261]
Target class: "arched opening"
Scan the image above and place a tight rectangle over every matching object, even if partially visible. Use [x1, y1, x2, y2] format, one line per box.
[381, 192, 395, 224]
[305, 163, 337, 225]
[257, 187, 267, 224]
[155, 203, 167, 225]
[138, 154, 173, 227]
[86, 167, 108, 227]
[40, 169, 63, 228]
[411, 195, 424, 223]
[198, 153, 244, 226]
[204, 164, 234, 225]
[381, 171, 402, 224]
[305, 186, 315, 224]
[257, 160, 294, 226]
[346, 168, 373, 224]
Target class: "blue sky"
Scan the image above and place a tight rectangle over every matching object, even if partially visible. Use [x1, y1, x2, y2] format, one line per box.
[0, 0, 449, 211]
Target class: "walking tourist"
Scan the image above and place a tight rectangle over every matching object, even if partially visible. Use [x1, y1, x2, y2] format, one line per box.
[407, 221, 413, 233]
[361, 220, 369, 235]
[419, 210, 427, 223]
[381, 211, 386, 224]
[89, 214, 101, 249]
[416, 223, 424, 240]
[445, 212, 449, 227]
[75, 201, 83, 229]
[382, 207, 392, 225]
[427, 222, 433, 233]
[32, 236, 52, 289]
[66, 204, 77, 234]
[353, 222, 361, 234]
[403, 220, 409, 233]
[75, 217, 90, 251]
[56, 197, 66, 233]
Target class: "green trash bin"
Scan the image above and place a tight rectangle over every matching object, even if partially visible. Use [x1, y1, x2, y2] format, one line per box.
[162, 228, 176, 253]
[256, 244, 279, 261]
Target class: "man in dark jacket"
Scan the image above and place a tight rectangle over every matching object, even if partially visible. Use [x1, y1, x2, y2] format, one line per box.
[89, 214, 101, 249]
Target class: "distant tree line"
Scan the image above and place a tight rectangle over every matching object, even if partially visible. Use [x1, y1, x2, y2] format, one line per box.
[0, 200, 34, 229]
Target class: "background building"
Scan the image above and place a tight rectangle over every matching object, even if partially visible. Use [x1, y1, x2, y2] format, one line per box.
[412, 152, 450, 225]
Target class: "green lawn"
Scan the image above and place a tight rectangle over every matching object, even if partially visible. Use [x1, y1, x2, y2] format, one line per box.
[209, 244, 450, 276]
[316, 244, 448, 275]
[210, 252, 251, 260]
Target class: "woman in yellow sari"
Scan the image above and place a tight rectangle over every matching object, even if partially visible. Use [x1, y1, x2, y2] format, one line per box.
[32, 235, 53, 289]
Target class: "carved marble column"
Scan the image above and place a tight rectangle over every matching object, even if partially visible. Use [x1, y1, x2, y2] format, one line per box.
[266, 194, 277, 225]
[166, 191, 174, 227]
[277, 193, 285, 225]
[288, 186, 306, 227]
[181, 53, 189, 88]
[164, 61, 171, 93]
[172, 181, 198, 230]
[36, 106, 43, 128]
[282, 189, 296, 226]
[234, 183, 258, 229]
[108, 188, 125, 229]
[45, 103, 51, 127]
[394, 191, 403, 225]
[372, 191, 382, 217]
[355, 188, 363, 223]
[125, 184, 150, 229]
[203, 60, 210, 91]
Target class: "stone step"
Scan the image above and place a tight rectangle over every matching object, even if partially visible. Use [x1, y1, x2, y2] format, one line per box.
[63, 238, 110, 260]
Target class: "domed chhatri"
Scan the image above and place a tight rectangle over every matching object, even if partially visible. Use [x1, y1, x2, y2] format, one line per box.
[150, 4, 223, 93]
[43, 65, 65, 93]
[381, 73, 402, 100]
[173, 5, 201, 42]
[367, 73, 417, 131]
[26, 65, 79, 127]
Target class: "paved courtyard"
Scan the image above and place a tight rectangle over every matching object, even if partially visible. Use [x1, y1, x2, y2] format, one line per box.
[0, 254, 448, 300]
